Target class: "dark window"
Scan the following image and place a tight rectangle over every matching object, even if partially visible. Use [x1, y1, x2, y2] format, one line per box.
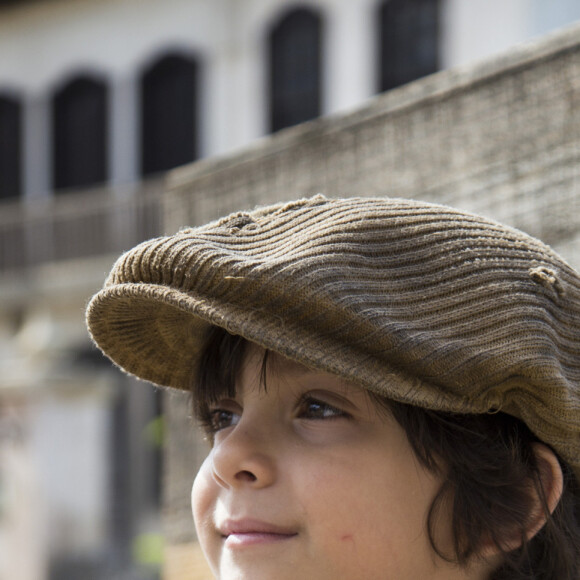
[379, 0, 439, 92]
[0, 95, 22, 199]
[52, 76, 108, 190]
[269, 8, 322, 133]
[140, 54, 198, 176]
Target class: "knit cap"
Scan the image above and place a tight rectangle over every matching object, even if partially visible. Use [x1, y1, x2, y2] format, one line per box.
[86, 195, 580, 479]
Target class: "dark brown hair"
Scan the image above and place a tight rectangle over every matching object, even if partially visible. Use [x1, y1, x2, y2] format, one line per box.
[193, 326, 580, 580]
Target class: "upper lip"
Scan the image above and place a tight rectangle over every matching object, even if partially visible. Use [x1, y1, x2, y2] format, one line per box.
[218, 518, 298, 537]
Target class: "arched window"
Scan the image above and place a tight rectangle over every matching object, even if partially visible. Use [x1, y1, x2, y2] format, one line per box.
[268, 8, 322, 133]
[0, 94, 22, 199]
[378, 0, 439, 92]
[140, 53, 198, 176]
[52, 75, 108, 190]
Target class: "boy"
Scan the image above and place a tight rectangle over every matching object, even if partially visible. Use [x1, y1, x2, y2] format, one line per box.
[87, 195, 580, 579]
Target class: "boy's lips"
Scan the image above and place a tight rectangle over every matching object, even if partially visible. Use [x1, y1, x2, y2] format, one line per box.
[218, 518, 298, 547]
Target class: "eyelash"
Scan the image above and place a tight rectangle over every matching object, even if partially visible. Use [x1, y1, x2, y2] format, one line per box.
[296, 395, 350, 421]
[202, 395, 350, 435]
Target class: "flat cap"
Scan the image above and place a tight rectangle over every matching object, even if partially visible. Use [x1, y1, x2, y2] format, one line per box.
[86, 195, 580, 479]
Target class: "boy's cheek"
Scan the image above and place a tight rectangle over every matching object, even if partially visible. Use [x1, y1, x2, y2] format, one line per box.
[191, 456, 218, 534]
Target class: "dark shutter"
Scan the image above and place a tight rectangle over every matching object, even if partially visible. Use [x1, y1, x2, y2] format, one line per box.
[269, 8, 322, 133]
[52, 76, 108, 190]
[0, 95, 22, 199]
[379, 0, 439, 92]
[140, 54, 198, 176]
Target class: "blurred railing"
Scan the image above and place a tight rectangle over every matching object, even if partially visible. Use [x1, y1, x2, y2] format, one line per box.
[0, 178, 164, 273]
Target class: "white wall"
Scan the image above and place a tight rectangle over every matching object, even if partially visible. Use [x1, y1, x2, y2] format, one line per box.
[530, 0, 580, 37]
[3, 0, 578, 168]
[441, 0, 529, 68]
[29, 389, 111, 555]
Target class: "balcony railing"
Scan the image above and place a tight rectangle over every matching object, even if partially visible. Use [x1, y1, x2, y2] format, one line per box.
[0, 179, 164, 273]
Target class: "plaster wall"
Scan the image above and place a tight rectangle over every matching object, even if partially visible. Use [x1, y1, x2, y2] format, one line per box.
[2, 0, 578, 164]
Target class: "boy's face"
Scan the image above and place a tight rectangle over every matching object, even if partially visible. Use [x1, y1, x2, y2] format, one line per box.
[192, 346, 492, 580]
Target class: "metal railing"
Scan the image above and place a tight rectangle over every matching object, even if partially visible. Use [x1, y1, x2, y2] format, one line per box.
[0, 179, 164, 273]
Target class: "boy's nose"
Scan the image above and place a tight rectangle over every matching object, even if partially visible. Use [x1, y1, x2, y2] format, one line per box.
[210, 423, 277, 490]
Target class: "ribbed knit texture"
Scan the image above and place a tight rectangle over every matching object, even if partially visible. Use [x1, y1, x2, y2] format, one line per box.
[86, 195, 580, 480]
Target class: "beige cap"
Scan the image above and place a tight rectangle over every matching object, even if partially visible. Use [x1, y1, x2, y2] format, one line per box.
[86, 195, 580, 479]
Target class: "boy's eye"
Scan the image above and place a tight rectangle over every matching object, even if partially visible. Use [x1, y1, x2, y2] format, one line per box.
[298, 396, 350, 420]
[208, 408, 240, 432]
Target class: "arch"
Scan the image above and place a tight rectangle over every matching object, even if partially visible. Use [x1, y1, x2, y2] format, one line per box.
[52, 74, 109, 190]
[140, 52, 198, 176]
[378, 0, 440, 92]
[0, 93, 22, 199]
[268, 7, 322, 133]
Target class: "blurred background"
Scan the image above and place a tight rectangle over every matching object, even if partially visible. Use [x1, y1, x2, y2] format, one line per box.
[1, 1, 580, 579]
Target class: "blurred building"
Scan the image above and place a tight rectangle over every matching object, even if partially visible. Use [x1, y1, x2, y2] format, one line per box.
[1, 1, 580, 579]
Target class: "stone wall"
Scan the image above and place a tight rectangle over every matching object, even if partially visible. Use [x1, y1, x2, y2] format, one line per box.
[162, 21, 580, 580]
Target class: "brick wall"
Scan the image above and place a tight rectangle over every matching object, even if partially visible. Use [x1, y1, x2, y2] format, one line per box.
[162, 21, 580, 580]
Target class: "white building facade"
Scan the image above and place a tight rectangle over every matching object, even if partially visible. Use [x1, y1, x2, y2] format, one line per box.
[1, 0, 580, 200]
